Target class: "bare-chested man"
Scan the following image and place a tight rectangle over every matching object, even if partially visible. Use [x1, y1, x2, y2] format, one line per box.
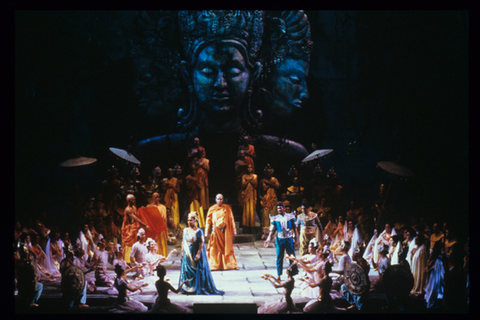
[122, 194, 149, 263]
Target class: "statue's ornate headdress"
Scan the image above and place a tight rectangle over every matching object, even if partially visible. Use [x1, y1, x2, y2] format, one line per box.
[260, 10, 313, 81]
[178, 10, 265, 65]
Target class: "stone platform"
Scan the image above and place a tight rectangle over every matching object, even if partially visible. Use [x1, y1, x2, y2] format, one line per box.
[15, 239, 439, 314]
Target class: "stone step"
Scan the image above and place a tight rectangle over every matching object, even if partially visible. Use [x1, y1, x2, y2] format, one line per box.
[233, 233, 262, 243]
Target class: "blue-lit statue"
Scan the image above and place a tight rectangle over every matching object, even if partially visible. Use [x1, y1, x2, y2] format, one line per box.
[130, 11, 312, 187]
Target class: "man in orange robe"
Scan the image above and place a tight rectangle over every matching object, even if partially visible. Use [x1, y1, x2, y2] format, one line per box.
[121, 194, 149, 263]
[205, 194, 238, 271]
[137, 192, 169, 257]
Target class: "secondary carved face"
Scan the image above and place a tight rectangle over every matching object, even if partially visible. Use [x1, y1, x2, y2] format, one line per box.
[269, 58, 309, 117]
[193, 43, 251, 118]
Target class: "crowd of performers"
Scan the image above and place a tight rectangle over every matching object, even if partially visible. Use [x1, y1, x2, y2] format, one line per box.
[14, 136, 469, 313]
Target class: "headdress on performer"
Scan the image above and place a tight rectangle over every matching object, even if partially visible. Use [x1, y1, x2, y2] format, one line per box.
[96, 234, 104, 245]
[276, 202, 285, 208]
[379, 243, 389, 255]
[146, 238, 156, 248]
[137, 228, 146, 237]
[309, 238, 318, 249]
[264, 163, 274, 173]
[321, 245, 331, 256]
[341, 240, 351, 251]
[188, 212, 199, 225]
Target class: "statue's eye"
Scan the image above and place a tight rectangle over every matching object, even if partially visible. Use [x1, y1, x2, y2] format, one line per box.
[289, 76, 301, 84]
[201, 68, 213, 75]
[229, 68, 242, 76]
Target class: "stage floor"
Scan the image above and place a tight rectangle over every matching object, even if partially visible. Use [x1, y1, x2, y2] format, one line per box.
[15, 239, 442, 314]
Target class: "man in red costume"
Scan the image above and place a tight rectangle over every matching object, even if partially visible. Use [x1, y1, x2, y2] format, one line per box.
[136, 192, 169, 257]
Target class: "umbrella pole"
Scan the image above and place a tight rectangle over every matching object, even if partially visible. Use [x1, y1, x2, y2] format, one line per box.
[382, 178, 393, 208]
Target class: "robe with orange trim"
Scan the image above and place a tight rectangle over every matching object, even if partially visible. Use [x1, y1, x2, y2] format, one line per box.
[136, 205, 169, 257]
[205, 204, 238, 270]
[121, 206, 141, 263]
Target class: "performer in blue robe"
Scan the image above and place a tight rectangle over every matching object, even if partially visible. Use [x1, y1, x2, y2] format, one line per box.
[179, 212, 224, 295]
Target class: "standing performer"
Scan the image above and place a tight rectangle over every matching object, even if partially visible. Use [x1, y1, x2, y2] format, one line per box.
[162, 168, 181, 227]
[185, 164, 205, 228]
[235, 150, 250, 204]
[194, 149, 210, 212]
[142, 192, 169, 257]
[205, 194, 238, 271]
[179, 212, 224, 295]
[260, 164, 281, 238]
[241, 164, 258, 227]
[122, 194, 149, 263]
[238, 135, 256, 170]
[264, 202, 299, 280]
[296, 201, 323, 257]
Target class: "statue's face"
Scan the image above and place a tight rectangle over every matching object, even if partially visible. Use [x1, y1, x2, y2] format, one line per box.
[193, 43, 251, 117]
[269, 58, 309, 117]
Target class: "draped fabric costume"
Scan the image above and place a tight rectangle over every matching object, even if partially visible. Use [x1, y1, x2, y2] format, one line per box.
[137, 206, 168, 257]
[108, 277, 148, 313]
[121, 206, 141, 263]
[424, 255, 444, 308]
[241, 174, 258, 227]
[163, 177, 180, 227]
[410, 243, 428, 294]
[186, 174, 205, 228]
[296, 213, 323, 256]
[206, 204, 238, 270]
[260, 178, 279, 231]
[179, 228, 223, 295]
[362, 234, 377, 262]
[196, 158, 210, 214]
[303, 276, 340, 313]
[79, 230, 95, 261]
[45, 238, 62, 277]
[257, 277, 301, 314]
[373, 229, 396, 264]
[150, 280, 193, 313]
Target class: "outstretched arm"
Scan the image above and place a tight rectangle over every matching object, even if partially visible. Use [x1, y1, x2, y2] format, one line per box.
[169, 280, 189, 294]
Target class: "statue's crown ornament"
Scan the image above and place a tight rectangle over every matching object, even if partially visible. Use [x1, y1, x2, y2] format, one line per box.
[178, 10, 265, 64]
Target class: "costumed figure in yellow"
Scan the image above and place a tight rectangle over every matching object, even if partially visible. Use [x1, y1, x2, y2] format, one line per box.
[185, 163, 205, 228]
[162, 168, 180, 227]
[296, 202, 323, 257]
[235, 150, 249, 204]
[194, 149, 210, 216]
[241, 164, 258, 227]
[205, 194, 238, 271]
[121, 194, 150, 263]
[260, 164, 281, 236]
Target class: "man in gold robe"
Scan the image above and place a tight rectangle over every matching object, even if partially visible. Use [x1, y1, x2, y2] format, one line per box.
[205, 194, 238, 271]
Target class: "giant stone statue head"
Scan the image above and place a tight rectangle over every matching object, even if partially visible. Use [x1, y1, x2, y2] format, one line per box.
[177, 10, 264, 133]
[258, 11, 313, 121]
